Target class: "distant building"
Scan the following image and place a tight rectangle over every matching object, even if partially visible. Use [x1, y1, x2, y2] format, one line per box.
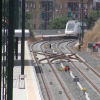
[20, 0, 93, 30]
[93, 0, 100, 10]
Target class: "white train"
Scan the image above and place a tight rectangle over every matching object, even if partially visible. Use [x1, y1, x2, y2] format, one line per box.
[65, 20, 87, 36]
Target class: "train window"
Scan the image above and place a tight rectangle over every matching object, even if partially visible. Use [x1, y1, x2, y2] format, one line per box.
[67, 23, 75, 31]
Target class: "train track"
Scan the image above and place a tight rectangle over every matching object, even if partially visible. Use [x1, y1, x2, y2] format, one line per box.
[56, 40, 100, 94]
[31, 41, 72, 100]
[41, 42, 71, 100]
[31, 42, 51, 100]
[30, 40, 100, 100]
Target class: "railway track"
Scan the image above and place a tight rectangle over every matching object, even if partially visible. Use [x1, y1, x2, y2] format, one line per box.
[56, 40, 100, 94]
[30, 40, 100, 100]
[31, 42, 51, 100]
[31, 41, 72, 100]
[41, 42, 72, 100]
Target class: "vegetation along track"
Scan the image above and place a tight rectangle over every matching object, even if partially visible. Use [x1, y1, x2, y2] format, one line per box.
[31, 41, 71, 100]
[57, 40, 100, 94]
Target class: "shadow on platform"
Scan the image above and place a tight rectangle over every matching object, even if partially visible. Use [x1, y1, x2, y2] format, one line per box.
[2, 60, 33, 66]
[14, 60, 33, 66]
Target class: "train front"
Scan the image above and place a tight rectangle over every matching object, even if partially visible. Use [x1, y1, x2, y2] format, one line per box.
[65, 21, 76, 36]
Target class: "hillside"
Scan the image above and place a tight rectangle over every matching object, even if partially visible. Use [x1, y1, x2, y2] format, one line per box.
[82, 18, 100, 51]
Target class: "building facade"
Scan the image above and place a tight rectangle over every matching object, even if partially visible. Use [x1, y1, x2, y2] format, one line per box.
[21, 0, 93, 30]
[93, 0, 100, 10]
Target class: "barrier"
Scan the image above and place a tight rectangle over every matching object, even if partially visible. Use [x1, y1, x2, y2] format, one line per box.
[13, 76, 19, 88]
[35, 34, 43, 41]
[13, 75, 26, 89]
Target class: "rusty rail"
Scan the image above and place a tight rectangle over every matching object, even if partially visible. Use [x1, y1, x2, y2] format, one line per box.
[57, 40, 100, 94]
[31, 42, 52, 100]
[41, 42, 72, 100]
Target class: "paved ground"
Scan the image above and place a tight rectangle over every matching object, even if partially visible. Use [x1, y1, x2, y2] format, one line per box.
[13, 41, 43, 100]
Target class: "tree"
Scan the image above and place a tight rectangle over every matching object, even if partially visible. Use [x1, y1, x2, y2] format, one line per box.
[47, 15, 72, 29]
[19, 8, 31, 28]
[25, 11, 31, 28]
[85, 10, 100, 29]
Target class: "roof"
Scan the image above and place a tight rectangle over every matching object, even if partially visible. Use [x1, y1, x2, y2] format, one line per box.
[2, 29, 30, 37]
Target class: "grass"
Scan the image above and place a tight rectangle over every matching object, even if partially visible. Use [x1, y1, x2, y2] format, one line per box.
[82, 18, 100, 51]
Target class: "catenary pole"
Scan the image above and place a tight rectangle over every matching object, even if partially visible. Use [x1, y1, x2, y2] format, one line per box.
[81, 0, 84, 44]
[0, 0, 2, 99]
[7, 0, 14, 99]
[21, 0, 25, 75]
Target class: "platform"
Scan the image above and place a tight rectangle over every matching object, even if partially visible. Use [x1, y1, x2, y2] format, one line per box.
[13, 41, 43, 100]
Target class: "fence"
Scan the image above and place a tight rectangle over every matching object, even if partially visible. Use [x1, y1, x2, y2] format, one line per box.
[32, 29, 65, 36]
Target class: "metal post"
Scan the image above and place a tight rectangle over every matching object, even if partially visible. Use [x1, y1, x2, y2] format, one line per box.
[14, 0, 19, 59]
[2, 0, 6, 99]
[81, 0, 84, 44]
[0, 0, 2, 99]
[15, 38, 18, 59]
[21, 0, 25, 75]
[7, 0, 14, 99]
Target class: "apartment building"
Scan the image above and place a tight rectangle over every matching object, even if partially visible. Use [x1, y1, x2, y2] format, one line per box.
[93, 0, 100, 10]
[20, 0, 93, 30]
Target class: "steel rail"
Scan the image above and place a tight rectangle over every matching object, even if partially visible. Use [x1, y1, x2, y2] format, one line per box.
[41, 42, 72, 100]
[31, 42, 52, 100]
[66, 42, 100, 78]
[57, 41, 100, 94]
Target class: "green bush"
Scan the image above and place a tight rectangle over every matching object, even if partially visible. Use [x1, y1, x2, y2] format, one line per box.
[47, 15, 72, 29]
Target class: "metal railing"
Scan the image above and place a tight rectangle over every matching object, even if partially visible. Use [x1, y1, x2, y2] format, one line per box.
[33, 29, 65, 36]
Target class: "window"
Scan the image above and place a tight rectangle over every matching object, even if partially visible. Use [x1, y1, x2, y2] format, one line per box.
[59, 4, 60, 8]
[65, 4, 67, 8]
[49, 2, 53, 10]
[68, 12, 72, 18]
[42, 23, 45, 30]
[34, 3, 36, 9]
[26, 3, 27, 8]
[58, 14, 59, 18]
[74, 2, 79, 11]
[67, 23, 75, 31]
[90, 4, 92, 9]
[31, 3, 33, 8]
[34, 14, 36, 19]
[39, 3, 41, 9]
[34, 24, 36, 29]
[42, 12, 45, 19]
[68, 2, 73, 11]
[31, 24, 33, 28]
[31, 14, 33, 19]
[61, 4, 62, 8]
[75, 14, 78, 19]
[53, 14, 55, 18]
[40, 14, 41, 18]
[42, 4, 45, 11]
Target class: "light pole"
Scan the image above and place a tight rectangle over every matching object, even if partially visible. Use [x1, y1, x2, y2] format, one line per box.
[21, 0, 25, 75]
[81, 0, 84, 45]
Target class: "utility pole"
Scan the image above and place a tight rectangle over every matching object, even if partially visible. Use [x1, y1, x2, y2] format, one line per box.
[0, 0, 2, 99]
[81, 0, 84, 45]
[21, 0, 25, 75]
[14, 0, 19, 59]
[7, 0, 14, 99]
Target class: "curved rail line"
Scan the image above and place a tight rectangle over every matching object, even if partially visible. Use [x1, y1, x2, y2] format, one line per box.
[31, 42, 52, 100]
[41, 42, 72, 100]
[67, 41, 100, 78]
[57, 40, 100, 94]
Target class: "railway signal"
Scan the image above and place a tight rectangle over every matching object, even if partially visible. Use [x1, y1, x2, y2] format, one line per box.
[73, 76, 79, 83]
[82, 88, 87, 95]
[49, 44, 51, 48]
